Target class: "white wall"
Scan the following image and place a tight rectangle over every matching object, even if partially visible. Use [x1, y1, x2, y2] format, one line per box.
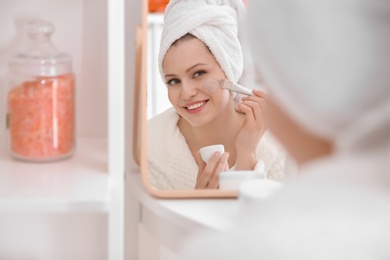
[147, 14, 172, 119]
[0, 0, 108, 140]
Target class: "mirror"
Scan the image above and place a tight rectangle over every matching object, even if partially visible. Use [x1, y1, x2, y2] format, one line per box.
[140, 0, 287, 198]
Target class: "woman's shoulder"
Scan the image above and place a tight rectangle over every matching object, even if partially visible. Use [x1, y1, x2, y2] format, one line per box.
[148, 107, 179, 137]
[148, 107, 178, 127]
[147, 107, 185, 157]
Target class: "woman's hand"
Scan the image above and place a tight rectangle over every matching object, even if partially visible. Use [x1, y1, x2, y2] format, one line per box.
[235, 89, 268, 170]
[195, 151, 229, 189]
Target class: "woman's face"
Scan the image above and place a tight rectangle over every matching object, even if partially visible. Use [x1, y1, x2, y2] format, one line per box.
[163, 37, 233, 127]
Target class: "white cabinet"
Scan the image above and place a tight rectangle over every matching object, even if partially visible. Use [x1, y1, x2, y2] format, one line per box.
[0, 0, 143, 259]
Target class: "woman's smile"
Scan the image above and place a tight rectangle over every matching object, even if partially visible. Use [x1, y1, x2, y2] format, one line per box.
[183, 100, 209, 114]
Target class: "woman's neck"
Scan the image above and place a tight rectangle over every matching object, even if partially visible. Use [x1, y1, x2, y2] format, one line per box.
[178, 106, 244, 151]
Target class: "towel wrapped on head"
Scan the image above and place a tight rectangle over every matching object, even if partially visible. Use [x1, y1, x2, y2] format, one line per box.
[158, 0, 252, 89]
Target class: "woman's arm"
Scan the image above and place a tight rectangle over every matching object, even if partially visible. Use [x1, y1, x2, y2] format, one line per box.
[235, 89, 268, 170]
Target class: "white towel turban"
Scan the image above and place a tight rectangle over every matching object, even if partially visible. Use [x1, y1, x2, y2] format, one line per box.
[247, 0, 390, 152]
[158, 0, 251, 88]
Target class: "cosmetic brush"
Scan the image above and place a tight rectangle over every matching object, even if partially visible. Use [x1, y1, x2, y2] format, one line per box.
[219, 79, 253, 96]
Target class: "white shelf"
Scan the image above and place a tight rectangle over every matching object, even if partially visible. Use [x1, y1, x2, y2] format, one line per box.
[0, 138, 109, 212]
[128, 173, 240, 255]
[0, 0, 138, 258]
[129, 173, 239, 231]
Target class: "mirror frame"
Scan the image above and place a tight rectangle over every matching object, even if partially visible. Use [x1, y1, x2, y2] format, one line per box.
[135, 0, 239, 199]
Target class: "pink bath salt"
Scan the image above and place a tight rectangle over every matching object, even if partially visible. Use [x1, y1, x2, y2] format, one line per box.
[7, 74, 75, 160]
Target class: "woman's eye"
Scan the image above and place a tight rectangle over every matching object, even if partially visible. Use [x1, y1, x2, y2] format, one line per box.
[166, 78, 180, 86]
[193, 70, 206, 78]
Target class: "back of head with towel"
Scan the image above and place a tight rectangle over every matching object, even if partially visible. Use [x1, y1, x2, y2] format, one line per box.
[179, 0, 390, 259]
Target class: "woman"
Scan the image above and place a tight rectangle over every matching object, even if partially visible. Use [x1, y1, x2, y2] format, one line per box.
[179, 0, 390, 258]
[148, 0, 285, 190]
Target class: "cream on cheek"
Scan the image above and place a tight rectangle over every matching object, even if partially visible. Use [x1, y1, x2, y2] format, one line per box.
[202, 79, 221, 93]
[209, 86, 231, 112]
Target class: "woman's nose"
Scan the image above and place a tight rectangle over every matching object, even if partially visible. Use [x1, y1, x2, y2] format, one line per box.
[181, 81, 198, 99]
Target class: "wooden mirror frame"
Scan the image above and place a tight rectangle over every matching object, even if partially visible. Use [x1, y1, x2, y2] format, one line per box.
[135, 0, 238, 199]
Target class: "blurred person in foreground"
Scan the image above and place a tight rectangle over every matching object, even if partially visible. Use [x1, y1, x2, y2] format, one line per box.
[179, 0, 390, 259]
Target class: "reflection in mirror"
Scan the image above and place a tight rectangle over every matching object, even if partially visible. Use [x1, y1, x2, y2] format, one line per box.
[144, 0, 287, 198]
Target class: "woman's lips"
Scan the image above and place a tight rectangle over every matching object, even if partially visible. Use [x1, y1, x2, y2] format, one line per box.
[184, 100, 209, 113]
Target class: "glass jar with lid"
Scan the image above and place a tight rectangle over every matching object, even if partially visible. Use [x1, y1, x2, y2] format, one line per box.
[6, 20, 75, 162]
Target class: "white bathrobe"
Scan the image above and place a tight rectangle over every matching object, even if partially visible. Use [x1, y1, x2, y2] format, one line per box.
[148, 107, 285, 190]
[179, 149, 390, 260]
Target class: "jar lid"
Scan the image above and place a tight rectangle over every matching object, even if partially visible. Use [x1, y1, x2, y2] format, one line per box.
[8, 20, 72, 77]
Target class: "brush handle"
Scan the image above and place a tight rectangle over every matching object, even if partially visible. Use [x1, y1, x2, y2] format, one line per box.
[230, 82, 253, 96]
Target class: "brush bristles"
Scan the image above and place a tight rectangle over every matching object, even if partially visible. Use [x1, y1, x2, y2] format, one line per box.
[219, 79, 253, 96]
[219, 79, 232, 90]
